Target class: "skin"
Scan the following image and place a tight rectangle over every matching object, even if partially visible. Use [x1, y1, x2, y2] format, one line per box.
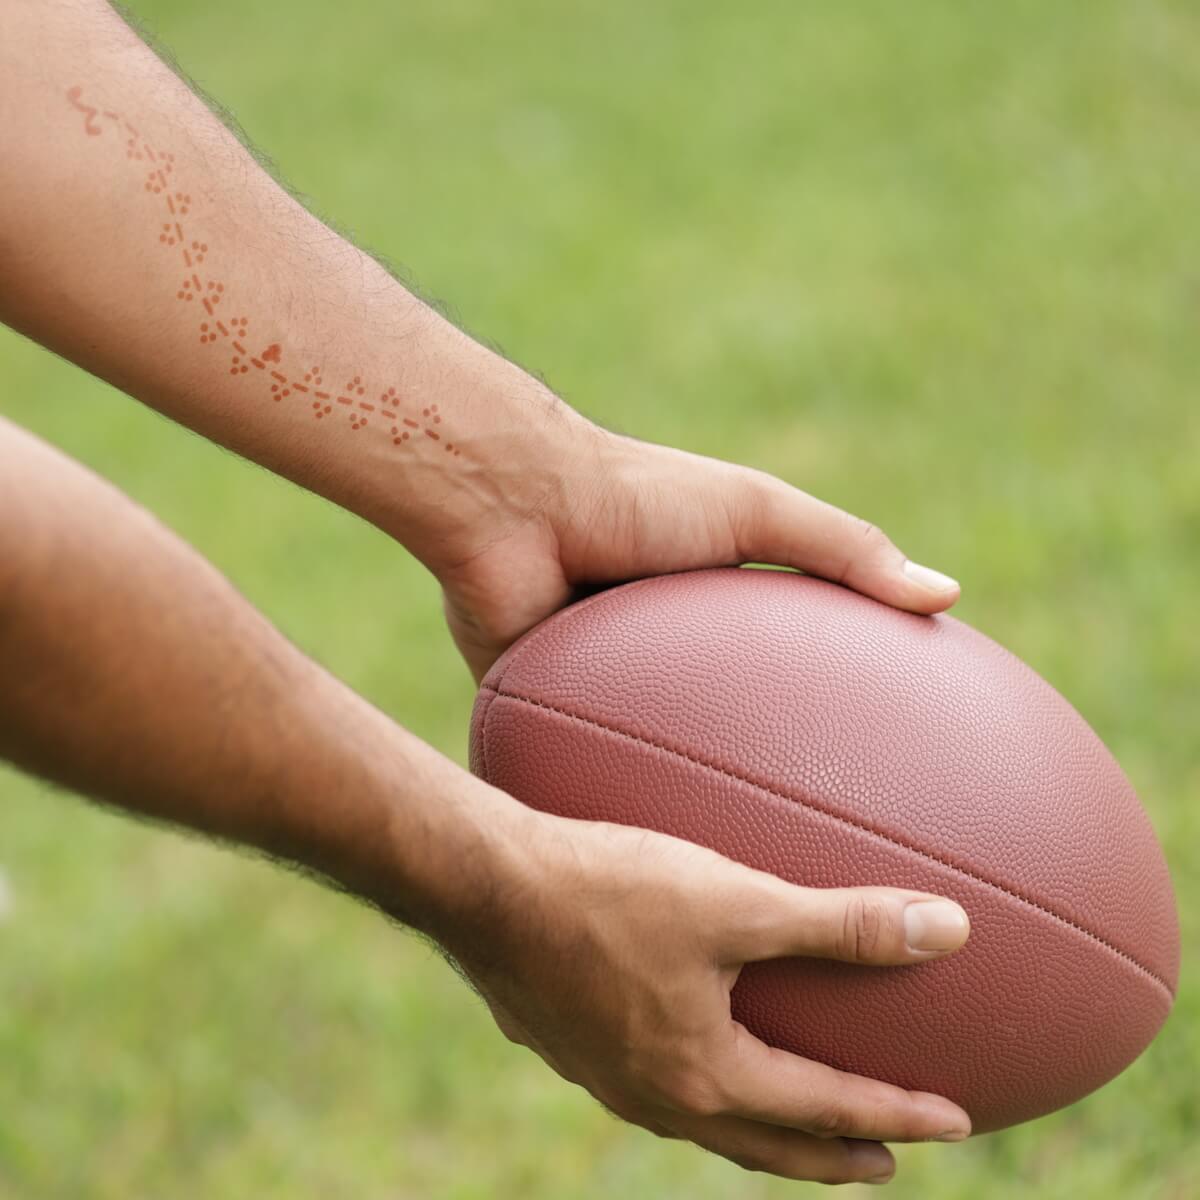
[0, 0, 973, 1185]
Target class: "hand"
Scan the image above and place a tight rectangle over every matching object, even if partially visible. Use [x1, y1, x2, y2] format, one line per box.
[435, 420, 961, 682]
[447, 812, 972, 1185]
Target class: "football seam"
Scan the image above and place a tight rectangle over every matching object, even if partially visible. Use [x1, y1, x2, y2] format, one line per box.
[486, 686, 1176, 1002]
[475, 686, 496, 782]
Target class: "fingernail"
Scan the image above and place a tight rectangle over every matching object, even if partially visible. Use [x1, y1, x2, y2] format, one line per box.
[851, 1144, 893, 1183]
[904, 900, 969, 953]
[930, 1128, 970, 1142]
[902, 560, 959, 592]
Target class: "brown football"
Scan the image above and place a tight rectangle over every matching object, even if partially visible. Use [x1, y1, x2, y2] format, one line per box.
[469, 567, 1180, 1133]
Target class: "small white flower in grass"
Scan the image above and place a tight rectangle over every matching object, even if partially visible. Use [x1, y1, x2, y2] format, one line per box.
[0, 868, 12, 922]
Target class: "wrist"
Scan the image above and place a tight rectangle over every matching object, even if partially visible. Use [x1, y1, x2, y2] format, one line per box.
[405, 790, 576, 975]
[351, 728, 549, 954]
[360, 310, 594, 573]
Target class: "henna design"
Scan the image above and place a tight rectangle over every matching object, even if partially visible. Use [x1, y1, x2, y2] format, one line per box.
[201, 280, 224, 314]
[66, 85, 463, 457]
[66, 87, 101, 136]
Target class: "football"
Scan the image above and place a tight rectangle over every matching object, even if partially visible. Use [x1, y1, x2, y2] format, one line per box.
[469, 567, 1180, 1133]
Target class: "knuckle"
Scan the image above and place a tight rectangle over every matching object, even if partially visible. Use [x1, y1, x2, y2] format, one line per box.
[805, 1103, 851, 1140]
[833, 516, 894, 586]
[646, 1122, 683, 1142]
[659, 1067, 726, 1119]
[621, 1045, 673, 1097]
[726, 1148, 771, 1174]
[851, 517, 891, 554]
[491, 1012, 528, 1048]
[840, 893, 894, 961]
[730, 469, 785, 558]
[667, 1075, 720, 1118]
[746, 465, 785, 502]
[602, 1099, 672, 1138]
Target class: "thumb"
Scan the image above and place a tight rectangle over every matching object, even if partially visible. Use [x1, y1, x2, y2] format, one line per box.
[729, 469, 961, 615]
[725, 881, 971, 966]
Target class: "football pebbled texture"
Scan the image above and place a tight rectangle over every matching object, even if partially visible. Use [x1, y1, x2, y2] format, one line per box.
[469, 567, 1180, 1133]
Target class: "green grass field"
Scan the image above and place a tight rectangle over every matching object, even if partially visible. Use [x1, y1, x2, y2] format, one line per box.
[1, 1, 1197, 1195]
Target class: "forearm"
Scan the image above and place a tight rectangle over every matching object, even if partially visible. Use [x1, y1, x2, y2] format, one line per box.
[0, 0, 575, 567]
[0, 417, 534, 943]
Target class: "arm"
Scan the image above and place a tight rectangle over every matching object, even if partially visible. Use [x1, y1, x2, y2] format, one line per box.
[2, 2, 973, 1181]
[0, 0, 960, 685]
[0, 0, 565, 568]
[0, 416, 971, 1184]
[0, 416, 521, 937]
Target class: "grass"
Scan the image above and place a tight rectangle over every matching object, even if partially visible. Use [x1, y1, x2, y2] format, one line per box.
[1, 0, 1197, 1195]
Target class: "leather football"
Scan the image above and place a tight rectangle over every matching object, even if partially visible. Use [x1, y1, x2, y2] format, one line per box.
[469, 567, 1180, 1133]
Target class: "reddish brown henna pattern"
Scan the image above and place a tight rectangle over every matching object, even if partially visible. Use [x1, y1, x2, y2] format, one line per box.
[201, 283, 225, 315]
[66, 86, 102, 136]
[66, 86, 463, 459]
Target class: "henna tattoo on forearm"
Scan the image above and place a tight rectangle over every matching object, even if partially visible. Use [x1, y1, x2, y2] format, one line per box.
[65, 86, 462, 456]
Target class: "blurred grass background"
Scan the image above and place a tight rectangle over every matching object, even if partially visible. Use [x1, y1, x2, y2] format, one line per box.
[1, 0, 1198, 1195]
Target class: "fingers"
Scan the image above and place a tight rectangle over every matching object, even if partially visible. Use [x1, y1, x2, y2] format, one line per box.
[724, 878, 970, 966]
[718, 1024, 971, 1143]
[731, 470, 960, 614]
[665, 1111, 898, 1185]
